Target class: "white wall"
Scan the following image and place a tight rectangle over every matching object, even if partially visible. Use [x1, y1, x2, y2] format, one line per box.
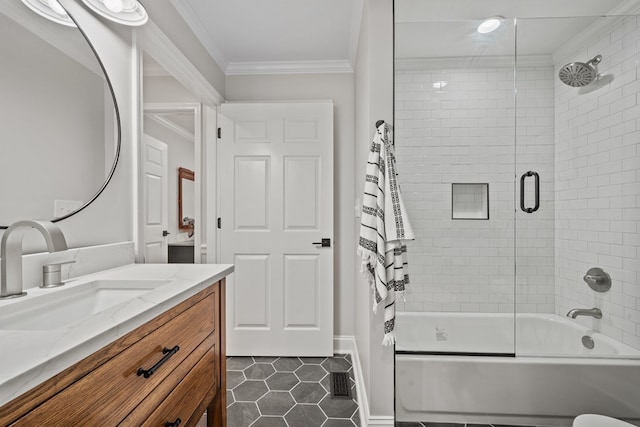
[354, 0, 395, 421]
[354, 0, 372, 415]
[394, 62, 556, 314]
[554, 14, 640, 349]
[144, 76, 200, 103]
[225, 73, 356, 339]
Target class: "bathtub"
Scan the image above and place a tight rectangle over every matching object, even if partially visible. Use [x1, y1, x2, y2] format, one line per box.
[395, 312, 640, 426]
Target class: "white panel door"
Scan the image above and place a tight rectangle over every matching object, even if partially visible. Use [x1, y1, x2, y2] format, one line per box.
[143, 134, 168, 263]
[219, 102, 333, 356]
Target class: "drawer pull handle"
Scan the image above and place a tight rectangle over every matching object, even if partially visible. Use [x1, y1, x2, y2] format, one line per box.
[137, 346, 180, 379]
[164, 418, 182, 427]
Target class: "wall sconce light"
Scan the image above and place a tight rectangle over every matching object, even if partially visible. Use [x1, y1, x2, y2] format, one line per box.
[21, 0, 77, 27]
[81, 0, 148, 26]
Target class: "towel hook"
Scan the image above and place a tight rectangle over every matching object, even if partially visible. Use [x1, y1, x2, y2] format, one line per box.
[375, 120, 392, 146]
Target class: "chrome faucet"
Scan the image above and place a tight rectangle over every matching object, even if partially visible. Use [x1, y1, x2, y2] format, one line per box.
[1, 220, 67, 299]
[566, 307, 602, 319]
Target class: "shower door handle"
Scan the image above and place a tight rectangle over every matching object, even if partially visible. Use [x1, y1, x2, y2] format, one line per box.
[520, 171, 540, 213]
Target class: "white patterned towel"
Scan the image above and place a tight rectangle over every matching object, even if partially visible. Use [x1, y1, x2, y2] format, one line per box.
[357, 123, 414, 346]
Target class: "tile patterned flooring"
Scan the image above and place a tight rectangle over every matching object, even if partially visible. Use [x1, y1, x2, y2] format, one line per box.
[227, 354, 361, 427]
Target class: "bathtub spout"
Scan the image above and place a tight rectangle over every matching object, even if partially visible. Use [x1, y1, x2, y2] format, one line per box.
[566, 307, 602, 319]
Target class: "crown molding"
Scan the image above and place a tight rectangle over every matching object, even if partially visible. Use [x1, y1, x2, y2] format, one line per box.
[226, 60, 354, 75]
[168, 0, 229, 72]
[138, 20, 224, 106]
[144, 113, 194, 141]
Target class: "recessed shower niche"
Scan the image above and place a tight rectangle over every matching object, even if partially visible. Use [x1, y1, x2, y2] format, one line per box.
[451, 183, 489, 220]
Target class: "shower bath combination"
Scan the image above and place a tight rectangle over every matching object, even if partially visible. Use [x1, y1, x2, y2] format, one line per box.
[558, 54, 602, 87]
[394, 4, 640, 425]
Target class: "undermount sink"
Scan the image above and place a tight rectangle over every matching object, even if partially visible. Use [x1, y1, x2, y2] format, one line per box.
[0, 279, 169, 331]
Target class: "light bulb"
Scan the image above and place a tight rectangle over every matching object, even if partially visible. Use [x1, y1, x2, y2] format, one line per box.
[103, 0, 124, 13]
[47, 0, 66, 15]
[433, 81, 447, 90]
[477, 18, 501, 34]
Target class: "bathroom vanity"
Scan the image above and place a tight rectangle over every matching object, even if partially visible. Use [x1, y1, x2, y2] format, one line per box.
[0, 263, 233, 426]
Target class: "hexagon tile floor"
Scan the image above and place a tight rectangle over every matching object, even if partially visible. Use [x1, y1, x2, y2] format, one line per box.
[226, 354, 361, 427]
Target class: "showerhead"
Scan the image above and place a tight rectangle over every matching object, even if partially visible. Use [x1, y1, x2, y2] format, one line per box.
[559, 55, 602, 87]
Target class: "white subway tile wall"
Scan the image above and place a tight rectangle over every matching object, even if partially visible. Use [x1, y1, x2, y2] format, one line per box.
[394, 14, 640, 350]
[554, 15, 640, 349]
[394, 63, 556, 314]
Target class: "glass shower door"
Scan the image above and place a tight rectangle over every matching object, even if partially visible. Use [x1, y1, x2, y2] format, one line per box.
[393, 15, 518, 355]
[514, 15, 640, 361]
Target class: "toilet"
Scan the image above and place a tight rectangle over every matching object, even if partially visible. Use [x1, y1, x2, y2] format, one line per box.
[573, 414, 636, 427]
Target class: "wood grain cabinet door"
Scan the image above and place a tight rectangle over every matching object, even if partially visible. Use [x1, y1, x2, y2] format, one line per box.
[141, 350, 217, 427]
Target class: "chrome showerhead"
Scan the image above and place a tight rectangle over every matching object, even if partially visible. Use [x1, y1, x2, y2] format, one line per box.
[559, 55, 602, 87]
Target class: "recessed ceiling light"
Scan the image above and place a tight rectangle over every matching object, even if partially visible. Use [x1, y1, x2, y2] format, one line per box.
[477, 16, 504, 34]
[21, 0, 77, 27]
[81, 0, 148, 26]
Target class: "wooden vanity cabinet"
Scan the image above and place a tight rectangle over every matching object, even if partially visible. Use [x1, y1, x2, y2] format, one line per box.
[0, 279, 227, 427]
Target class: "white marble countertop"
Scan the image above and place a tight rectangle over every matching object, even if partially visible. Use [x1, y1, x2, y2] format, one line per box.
[0, 262, 233, 406]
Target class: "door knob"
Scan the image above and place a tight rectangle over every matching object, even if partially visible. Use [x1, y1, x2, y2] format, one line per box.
[312, 238, 331, 247]
[162, 230, 170, 237]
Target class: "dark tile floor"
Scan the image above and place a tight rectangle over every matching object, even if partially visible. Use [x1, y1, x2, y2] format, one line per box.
[227, 354, 361, 427]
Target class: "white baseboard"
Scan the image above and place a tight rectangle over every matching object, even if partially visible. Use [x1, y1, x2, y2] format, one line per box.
[367, 416, 395, 426]
[334, 335, 394, 427]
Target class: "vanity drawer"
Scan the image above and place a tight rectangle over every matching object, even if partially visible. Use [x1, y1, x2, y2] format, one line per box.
[140, 348, 216, 426]
[13, 291, 217, 425]
[120, 335, 216, 424]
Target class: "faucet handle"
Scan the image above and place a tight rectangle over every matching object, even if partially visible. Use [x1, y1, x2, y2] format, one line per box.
[583, 267, 611, 292]
[41, 260, 75, 288]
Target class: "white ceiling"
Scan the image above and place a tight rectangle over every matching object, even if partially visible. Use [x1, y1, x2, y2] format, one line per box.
[394, 0, 631, 22]
[169, 0, 363, 75]
[165, 0, 639, 74]
[396, 0, 638, 60]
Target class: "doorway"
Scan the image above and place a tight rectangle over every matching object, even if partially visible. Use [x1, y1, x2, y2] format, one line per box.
[143, 104, 201, 263]
[142, 103, 201, 263]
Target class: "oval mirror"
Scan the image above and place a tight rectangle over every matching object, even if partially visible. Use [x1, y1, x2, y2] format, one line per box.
[0, 1, 120, 228]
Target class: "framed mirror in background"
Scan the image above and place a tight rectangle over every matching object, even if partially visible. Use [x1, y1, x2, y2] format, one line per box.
[178, 167, 195, 232]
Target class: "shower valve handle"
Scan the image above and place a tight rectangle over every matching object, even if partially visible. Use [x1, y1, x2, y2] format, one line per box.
[583, 274, 604, 284]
